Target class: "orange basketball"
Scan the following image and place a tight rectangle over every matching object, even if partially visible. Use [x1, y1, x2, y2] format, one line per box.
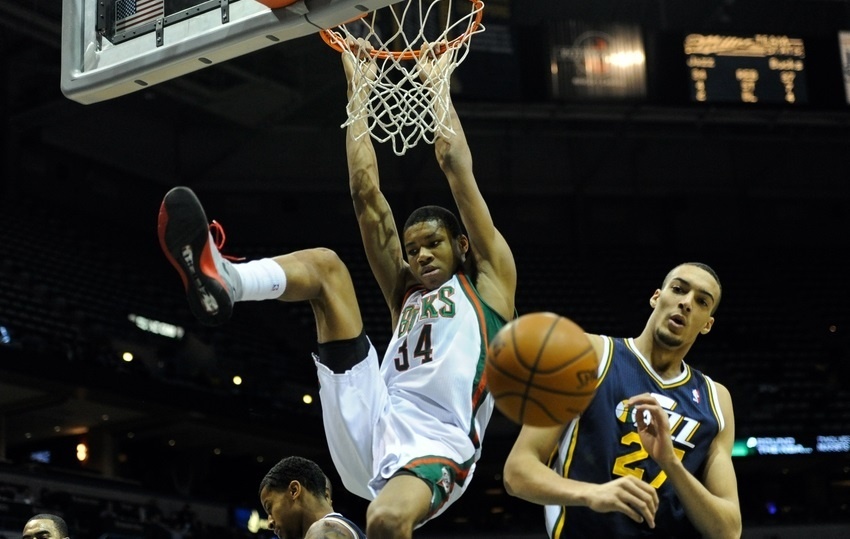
[485, 312, 599, 427]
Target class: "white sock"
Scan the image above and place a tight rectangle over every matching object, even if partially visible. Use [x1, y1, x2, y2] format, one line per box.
[232, 258, 286, 302]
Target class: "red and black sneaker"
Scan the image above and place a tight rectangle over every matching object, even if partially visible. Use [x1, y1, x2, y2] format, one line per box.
[157, 186, 236, 326]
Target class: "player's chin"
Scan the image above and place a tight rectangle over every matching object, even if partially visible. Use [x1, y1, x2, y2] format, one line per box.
[656, 328, 685, 348]
[419, 271, 447, 290]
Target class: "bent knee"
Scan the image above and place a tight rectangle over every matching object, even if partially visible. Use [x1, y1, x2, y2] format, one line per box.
[366, 501, 415, 538]
[310, 247, 345, 270]
[309, 248, 353, 284]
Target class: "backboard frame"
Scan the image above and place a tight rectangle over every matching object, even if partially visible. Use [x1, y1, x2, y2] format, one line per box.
[61, 0, 401, 104]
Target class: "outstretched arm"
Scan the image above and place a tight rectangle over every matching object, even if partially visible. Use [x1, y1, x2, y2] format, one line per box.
[420, 45, 516, 321]
[630, 387, 742, 539]
[503, 422, 660, 527]
[343, 39, 412, 324]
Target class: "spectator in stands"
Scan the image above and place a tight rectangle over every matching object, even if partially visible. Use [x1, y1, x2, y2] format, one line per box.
[141, 498, 163, 523]
[142, 512, 172, 539]
[502, 262, 742, 539]
[259, 456, 366, 539]
[98, 501, 117, 532]
[14, 486, 36, 505]
[175, 503, 197, 536]
[22, 514, 69, 539]
[0, 484, 15, 501]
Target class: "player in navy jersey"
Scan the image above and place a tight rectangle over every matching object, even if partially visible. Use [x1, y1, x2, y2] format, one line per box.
[503, 263, 741, 539]
[260, 456, 367, 539]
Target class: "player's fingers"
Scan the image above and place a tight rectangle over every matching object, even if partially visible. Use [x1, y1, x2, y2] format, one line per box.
[618, 502, 649, 525]
[634, 406, 647, 428]
[614, 493, 655, 527]
[628, 393, 655, 405]
[641, 505, 656, 529]
[353, 37, 372, 58]
[622, 477, 659, 526]
[623, 496, 657, 528]
[634, 405, 656, 429]
[644, 404, 672, 434]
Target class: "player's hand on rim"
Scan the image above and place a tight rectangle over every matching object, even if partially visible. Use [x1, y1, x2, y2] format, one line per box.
[342, 37, 378, 91]
[418, 40, 452, 86]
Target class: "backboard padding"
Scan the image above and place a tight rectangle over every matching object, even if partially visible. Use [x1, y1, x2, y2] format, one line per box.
[61, 0, 401, 104]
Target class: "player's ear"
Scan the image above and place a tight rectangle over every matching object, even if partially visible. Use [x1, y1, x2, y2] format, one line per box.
[456, 234, 470, 260]
[700, 317, 714, 335]
[289, 480, 301, 498]
[649, 290, 660, 308]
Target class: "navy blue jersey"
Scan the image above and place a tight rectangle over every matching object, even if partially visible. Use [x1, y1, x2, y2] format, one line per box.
[545, 337, 725, 538]
[321, 512, 367, 539]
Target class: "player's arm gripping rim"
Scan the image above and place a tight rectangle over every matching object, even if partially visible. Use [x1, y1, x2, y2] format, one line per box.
[343, 37, 413, 327]
[421, 42, 516, 322]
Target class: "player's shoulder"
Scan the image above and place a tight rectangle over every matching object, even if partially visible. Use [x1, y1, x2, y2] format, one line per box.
[710, 378, 733, 402]
[584, 332, 607, 357]
[305, 513, 364, 539]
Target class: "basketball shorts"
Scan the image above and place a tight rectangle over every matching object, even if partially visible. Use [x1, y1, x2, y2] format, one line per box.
[314, 335, 478, 523]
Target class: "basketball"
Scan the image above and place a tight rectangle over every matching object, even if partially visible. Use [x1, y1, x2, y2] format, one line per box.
[485, 312, 599, 427]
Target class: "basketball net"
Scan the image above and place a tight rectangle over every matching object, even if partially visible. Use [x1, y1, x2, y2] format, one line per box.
[321, 0, 485, 156]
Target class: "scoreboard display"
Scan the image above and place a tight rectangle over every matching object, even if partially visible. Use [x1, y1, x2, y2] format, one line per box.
[684, 33, 808, 104]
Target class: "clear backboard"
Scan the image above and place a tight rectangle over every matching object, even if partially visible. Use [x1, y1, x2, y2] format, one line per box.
[61, 0, 401, 104]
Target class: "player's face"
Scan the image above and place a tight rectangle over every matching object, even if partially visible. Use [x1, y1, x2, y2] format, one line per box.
[22, 520, 62, 539]
[649, 265, 718, 349]
[260, 485, 301, 539]
[404, 220, 466, 290]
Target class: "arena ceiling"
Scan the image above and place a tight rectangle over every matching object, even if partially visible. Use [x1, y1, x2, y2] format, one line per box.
[2, 0, 849, 202]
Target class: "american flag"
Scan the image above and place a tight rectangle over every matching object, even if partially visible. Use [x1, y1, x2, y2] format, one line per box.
[115, 0, 165, 33]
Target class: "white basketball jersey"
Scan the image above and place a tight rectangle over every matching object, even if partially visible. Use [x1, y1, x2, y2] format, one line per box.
[317, 271, 508, 521]
[379, 272, 499, 453]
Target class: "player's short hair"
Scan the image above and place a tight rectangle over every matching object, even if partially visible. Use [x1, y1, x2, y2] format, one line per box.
[404, 205, 463, 239]
[259, 456, 327, 499]
[27, 514, 69, 538]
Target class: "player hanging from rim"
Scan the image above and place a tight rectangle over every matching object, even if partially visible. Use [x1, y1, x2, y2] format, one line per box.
[157, 39, 516, 538]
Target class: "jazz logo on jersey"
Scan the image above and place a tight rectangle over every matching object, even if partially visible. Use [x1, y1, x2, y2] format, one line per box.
[614, 395, 701, 449]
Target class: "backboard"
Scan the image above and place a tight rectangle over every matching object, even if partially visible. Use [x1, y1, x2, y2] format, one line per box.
[61, 0, 401, 104]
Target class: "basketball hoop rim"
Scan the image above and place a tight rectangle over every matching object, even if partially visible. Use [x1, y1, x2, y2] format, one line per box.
[319, 0, 485, 60]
